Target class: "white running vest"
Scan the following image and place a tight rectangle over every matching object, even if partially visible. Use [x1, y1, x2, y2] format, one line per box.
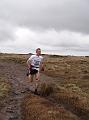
[28, 55, 43, 71]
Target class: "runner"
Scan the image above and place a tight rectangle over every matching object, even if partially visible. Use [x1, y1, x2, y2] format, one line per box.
[27, 48, 44, 93]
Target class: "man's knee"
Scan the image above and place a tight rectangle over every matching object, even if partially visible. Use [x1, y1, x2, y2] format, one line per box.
[36, 77, 39, 81]
[35, 73, 40, 81]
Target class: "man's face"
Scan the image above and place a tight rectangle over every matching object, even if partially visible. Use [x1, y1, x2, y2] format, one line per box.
[36, 49, 41, 55]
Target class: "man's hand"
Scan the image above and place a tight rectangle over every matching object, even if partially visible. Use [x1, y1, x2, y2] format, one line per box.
[41, 66, 44, 71]
[26, 68, 30, 76]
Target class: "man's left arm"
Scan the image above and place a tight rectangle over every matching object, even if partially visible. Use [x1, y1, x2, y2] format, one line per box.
[40, 58, 44, 71]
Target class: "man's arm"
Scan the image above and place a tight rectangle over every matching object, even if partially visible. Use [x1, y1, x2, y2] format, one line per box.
[27, 59, 31, 69]
[41, 62, 44, 71]
[40, 58, 44, 71]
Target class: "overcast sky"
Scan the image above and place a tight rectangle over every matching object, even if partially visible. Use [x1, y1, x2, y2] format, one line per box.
[0, 0, 89, 55]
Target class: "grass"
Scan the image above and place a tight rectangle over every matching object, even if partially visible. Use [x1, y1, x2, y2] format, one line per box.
[1, 53, 89, 119]
[0, 53, 28, 65]
[21, 54, 89, 120]
[0, 78, 11, 108]
[21, 81, 89, 119]
[32, 82, 89, 119]
[22, 94, 80, 120]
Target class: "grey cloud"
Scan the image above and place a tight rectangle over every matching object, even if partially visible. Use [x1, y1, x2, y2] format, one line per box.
[0, 0, 89, 34]
[0, 20, 16, 41]
[0, 0, 89, 55]
[0, 27, 89, 55]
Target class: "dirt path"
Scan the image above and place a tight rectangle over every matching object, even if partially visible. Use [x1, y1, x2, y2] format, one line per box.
[0, 61, 27, 120]
[0, 61, 58, 120]
[0, 61, 83, 120]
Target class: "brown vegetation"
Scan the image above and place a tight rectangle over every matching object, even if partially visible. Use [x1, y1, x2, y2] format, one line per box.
[22, 54, 89, 120]
[22, 94, 80, 120]
[0, 78, 11, 108]
[0, 53, 89, 120]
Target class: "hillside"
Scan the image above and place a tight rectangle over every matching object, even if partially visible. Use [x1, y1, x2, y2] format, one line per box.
[0, 53, 89, 120]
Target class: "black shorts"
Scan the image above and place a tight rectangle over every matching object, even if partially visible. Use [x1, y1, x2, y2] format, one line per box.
[26, 69, 38, 76]
[30, 69, 38, 75]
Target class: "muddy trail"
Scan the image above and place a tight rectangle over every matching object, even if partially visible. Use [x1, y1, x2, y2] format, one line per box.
[0, 61, 28, 120]
[0, 60, 86, 120]
[0, 60, 58, 120]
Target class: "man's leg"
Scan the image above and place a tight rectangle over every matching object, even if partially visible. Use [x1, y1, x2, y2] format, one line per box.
[28, 74, 34, 82]
[34, 72, 40, 93]
[35, 72, 40, 81]
[28, 74, 35, 92]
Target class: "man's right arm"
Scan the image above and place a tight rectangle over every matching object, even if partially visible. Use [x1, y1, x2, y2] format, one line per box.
[27, 58, 31, 68]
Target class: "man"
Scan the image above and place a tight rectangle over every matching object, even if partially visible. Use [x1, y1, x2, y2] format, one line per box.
[27, 48, 44, 93]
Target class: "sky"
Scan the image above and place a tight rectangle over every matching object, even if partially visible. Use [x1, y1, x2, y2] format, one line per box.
[0, 0, 89, 56]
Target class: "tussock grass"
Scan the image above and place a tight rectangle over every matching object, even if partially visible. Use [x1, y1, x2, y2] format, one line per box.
[1, 53, 89, 119]
[39, 83, 54, 96]
[0, 78, 11, 107]
[0, 53, 28, 65]
[22, 94, 80, 120]
[51, 83, 89, 119]
[22, 83, 89, 119]
[37, 83, 89, 119]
